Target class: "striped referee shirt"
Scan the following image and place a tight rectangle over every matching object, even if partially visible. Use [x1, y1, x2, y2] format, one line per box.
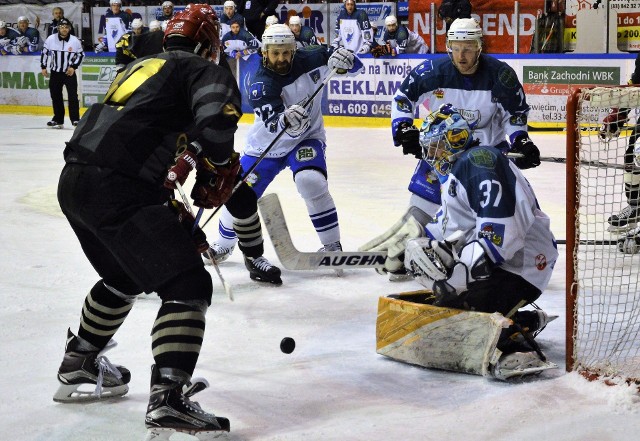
[40, 33, 84, 73]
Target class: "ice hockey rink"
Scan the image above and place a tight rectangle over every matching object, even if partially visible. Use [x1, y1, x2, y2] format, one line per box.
[1, 113, 638, 441]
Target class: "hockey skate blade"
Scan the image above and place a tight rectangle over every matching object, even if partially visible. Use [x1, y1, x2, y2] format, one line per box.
[144, 426, 229, 441]
[491, 352, 558, 381]
[53, 382, 129, 403]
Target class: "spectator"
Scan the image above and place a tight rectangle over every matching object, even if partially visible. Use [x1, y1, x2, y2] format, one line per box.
[115, 18, 146, 71]
[438, 0, 472, 32]
[220, 1, 245, 37]
[372, 15, 428, 56]
[265, 15, 279, 28]
[288, 15, 318, 48]
[13, 16, 41, 54]
[0, 20, 19, 55]
[47, 7, 75, 38]
[96, 0, 132, 52]
[332, 0, 373, 54]
[157, 1, 175, 23]
[40, 18, 84, 129]
[237, 0, 279, 42]
[221, 20, 261, 60]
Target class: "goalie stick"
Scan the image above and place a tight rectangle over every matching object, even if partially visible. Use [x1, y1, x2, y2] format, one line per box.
[201, 67, 340, 230]
[258, 193, 387, 270]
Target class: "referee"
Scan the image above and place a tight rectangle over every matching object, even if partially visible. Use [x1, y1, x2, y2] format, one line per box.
[40, 18, 84, 129]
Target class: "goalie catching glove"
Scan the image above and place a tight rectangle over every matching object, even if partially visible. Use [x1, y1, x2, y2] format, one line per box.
[281, 104, 310, 137]
[167, 199, 209, 253]
[327, 47, 355, 74]
[404, 232, 493, 305]
[191, 152, 241, 209]
[599, 108, 629, 140]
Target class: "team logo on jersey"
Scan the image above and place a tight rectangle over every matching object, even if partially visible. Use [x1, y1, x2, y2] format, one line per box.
[479, 222, 505, 247]
[459, 109, 480, 128]
[468, 148, 497, 169]
[434, 88, 444, 99]
[510, 113, 528, 126]
[498, 66, 518, 89]
[414, 60, 433, 76]
[249, 82, 266, 101]
[535, 253, 547, 270]
[310, 69, 321, 84]
[296, 146, 317, 162]
[426, 170, 439, 183]
[448, 179, 457, 197]
[245, 171, 259, 186]
[395, 97, 412, 113]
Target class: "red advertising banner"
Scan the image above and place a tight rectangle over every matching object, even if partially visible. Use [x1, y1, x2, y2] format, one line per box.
[409, 0, 545, 54]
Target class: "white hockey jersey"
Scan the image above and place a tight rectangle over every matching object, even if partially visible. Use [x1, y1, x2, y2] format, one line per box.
[244, 47, 330, 158]
[425, 146, 558, 292]
[391, 54, 530, 149]
[332, 8, 373, 53]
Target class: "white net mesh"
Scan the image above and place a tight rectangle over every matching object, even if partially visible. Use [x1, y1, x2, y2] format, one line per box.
[571, 86, 640, 380]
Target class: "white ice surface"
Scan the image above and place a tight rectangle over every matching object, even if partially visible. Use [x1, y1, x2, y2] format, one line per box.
[0, 114, 638, 441]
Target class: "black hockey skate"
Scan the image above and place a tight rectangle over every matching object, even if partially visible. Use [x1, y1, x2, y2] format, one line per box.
[47, 120, 63, 129]
[244, 256, 282, 285]
[145, 365, 230, 440]
[53, 328, 130, 403]
[608, 205, 640, 231]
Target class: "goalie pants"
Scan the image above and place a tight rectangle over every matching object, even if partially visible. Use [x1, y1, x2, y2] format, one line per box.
[437, 268, 541, 318]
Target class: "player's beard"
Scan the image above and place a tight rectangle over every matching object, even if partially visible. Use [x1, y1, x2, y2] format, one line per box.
[270, 60, 291, 75]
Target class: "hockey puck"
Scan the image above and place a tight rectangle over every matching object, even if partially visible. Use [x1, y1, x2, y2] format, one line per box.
[280, 337, 295, 354]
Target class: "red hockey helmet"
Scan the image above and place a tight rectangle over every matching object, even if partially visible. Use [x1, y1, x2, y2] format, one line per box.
[164, 4, 220, 58]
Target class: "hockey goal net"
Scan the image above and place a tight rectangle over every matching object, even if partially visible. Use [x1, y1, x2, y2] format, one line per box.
[566, 85, 640, 384]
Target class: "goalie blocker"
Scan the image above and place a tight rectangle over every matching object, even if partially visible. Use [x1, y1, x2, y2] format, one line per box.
[376, 291, 557, 380]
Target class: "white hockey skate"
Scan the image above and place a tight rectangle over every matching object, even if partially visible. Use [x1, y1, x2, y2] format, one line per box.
[491, 351, 558, 381]
[203, 243, 236, 264]
[145, 366, 230, 441]
[53, 329, 130, 402]
[319, 241, 344, 276]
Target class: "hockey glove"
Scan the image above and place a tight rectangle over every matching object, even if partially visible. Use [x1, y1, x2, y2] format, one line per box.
[10, 45, 22, 55]
[599, 108, 629, 140]
[0, 37, 10, 47]
[328, 47, 355, 74]
[164, 143, 201, 190]
[510, 133, 541, 169]
[405, 233, 493, 306]
[16, 36, 28, 47]
[396, 122, 422, 158]
[167, 199, 209, 253]
[191, 152, 241, 209]
[94, 41, 106, 52]
[281, 104, 310, 137]
[357, 43, 371, 54]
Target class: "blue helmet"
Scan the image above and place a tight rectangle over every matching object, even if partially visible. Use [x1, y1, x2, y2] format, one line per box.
[419, 104, 475, 175]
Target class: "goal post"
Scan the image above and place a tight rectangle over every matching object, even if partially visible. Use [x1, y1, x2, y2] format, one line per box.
[565, 85, 640, 384]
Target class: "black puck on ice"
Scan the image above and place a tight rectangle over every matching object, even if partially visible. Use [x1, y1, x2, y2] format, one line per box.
[280, 337, 295, 354]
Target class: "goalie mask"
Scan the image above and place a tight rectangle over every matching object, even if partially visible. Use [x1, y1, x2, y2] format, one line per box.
[262, 24, 296, 75]
[419, 104, 475, 176]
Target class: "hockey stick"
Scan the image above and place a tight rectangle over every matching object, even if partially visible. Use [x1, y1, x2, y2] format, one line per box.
[201, 67, 340, 230]
[257, 193, 387, 270]
[175, 183, 234, 301]
[555, 238, 618, 246]
[508, 153, 627, 170]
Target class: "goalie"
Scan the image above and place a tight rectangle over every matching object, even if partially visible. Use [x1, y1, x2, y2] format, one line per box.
[403, 105, 558, 373]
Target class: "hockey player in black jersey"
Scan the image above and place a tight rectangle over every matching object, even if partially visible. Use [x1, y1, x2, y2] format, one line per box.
[55, 5, 253, 438]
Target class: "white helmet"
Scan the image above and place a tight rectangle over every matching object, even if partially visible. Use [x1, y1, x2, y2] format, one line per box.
[17, 16, 29, 23]
[109, 0, 122, 5]
[265, 15, 279, 27]
[384, 15, 397, 26]
[262, 24, 296, 50]
[223, 1, 236, 8]
[131, 18, 144, 30]
[162, 1, 173, 8]
[447, 18, 483, 42]
[149, 20, 161, 32]
[289, 16, 301, 26]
